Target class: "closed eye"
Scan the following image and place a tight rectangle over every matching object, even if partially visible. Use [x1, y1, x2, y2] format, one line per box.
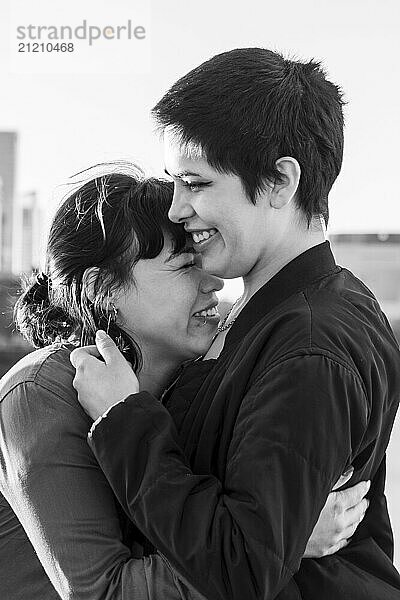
[181, 181, 211, 192]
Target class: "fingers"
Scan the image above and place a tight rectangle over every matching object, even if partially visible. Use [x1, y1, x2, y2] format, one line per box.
[344, 496, 369, 526]
[322, 537, 350, 557]
[325, 499, 369, 557]
[95, 330, 123, 366]
[70, 332, 125, 369]
[338, 519, 363, 543]
[332, 466, 354, 491]
[70, 345, 100, 368]
[328, 490, 369, 555]
[337, 497, 369, 539]
[334, 480, 370, 513]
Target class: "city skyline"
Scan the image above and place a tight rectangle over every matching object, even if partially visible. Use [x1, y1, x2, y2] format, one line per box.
[0, 132, 43, 276]
[0, 132, 17, 272]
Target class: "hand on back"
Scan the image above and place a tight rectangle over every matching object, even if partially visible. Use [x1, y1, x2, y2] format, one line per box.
[304, 470, 370, 558]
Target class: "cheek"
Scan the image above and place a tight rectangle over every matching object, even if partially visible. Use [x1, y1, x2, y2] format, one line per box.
[124, 277, 201, 342]
[186, 321, 217, 356]
[119, 290, 163, 335]
[153, 288, 197, 334]
[224, 216, 258, 253]
[196, 197, 226, 224]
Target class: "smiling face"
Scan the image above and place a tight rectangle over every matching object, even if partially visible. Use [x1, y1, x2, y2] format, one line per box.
[164, 132, 278, 280]
[115, 235, 223, 367]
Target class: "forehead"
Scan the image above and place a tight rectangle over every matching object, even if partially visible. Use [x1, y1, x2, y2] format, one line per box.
[160, 232, 193, 262]
[163, 129, 216, 178]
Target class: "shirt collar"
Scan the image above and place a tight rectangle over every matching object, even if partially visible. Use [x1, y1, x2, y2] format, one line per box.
[223, 241, 339, 350]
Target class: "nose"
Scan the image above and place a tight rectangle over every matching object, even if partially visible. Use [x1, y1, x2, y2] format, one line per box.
[168, 187, 196, 223]
[200, 272, 224, 295]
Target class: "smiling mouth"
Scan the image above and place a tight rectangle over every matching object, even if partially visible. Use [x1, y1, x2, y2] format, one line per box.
[190, 229, 218, 244]
[193, 305, 219, 319]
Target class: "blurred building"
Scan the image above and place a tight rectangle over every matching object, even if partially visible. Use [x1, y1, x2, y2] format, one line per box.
[0, 132, 17, 274]
[12, 191, 43, 275]
[0, 132, 39, 375]
[330, 233, 400, 338]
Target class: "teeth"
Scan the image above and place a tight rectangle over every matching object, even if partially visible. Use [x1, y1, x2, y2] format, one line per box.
[193, 306, 219, 318]
[192, 229, 217, 244]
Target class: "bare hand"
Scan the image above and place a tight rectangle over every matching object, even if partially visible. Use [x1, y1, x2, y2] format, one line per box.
[70, 330, 139, 421]
[304, 470, 370, 558]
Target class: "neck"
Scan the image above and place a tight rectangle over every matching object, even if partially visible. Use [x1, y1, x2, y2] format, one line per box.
[137, 347, 182, 397]
[242, 223, 326, 304]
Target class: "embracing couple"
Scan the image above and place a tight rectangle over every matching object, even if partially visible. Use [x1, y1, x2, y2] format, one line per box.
[1, 48, 400, 600]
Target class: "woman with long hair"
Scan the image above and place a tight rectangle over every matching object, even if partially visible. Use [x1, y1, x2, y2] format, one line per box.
[0, 164, 222, 599]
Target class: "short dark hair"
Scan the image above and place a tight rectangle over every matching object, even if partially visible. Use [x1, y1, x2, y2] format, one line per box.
[152, 47, 345, 225]
[14, 164, 186, 370]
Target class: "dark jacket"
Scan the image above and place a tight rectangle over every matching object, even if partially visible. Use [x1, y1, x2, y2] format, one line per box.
[88, 242, 400, 600]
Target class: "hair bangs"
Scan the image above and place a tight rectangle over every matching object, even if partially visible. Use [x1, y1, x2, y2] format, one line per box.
[130, 178, 187, 261]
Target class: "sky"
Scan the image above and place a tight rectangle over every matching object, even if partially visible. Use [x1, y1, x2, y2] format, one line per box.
[0, 0, 399, 247]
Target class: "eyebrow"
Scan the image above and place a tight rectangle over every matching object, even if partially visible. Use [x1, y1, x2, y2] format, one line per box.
[164, 168, 202, 178]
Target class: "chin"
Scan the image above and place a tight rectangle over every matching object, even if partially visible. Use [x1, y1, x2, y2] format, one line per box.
[201, 250, 243, 279]
[202, 256, 230, 278]
[194, 330, 217, 356]
[209, 252, 254, 279]
[206, 263, 241, 280]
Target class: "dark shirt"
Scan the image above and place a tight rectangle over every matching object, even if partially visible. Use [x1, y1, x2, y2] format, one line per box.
[88, 242, 400, 600]
[0, 345, 205, 599]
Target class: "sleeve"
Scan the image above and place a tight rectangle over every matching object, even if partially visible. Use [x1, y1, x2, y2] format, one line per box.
[0, 381, 204, 600]
[88, 354, 369, 600]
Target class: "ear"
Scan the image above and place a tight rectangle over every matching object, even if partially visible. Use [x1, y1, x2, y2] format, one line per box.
[270, 157, 301, 209]
[82, 267, 100, 304]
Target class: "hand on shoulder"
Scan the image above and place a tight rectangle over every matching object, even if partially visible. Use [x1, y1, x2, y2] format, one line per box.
[70, 331, 139, 421]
